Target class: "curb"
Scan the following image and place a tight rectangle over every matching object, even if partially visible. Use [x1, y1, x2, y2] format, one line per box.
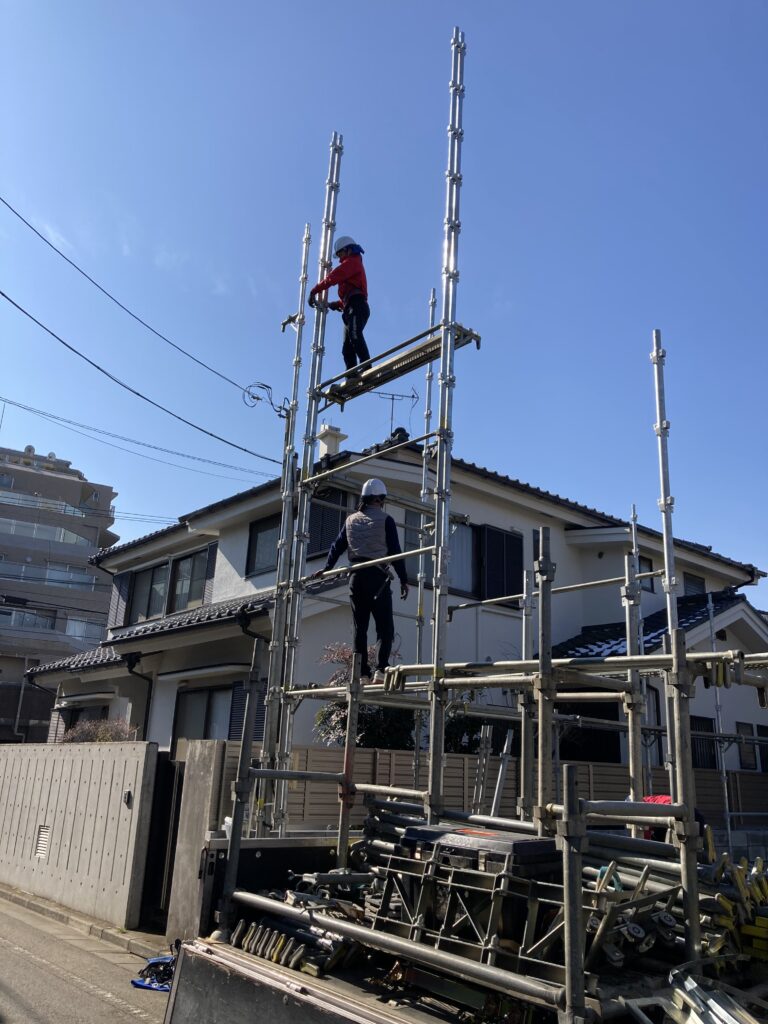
[0, 883, 165, 961]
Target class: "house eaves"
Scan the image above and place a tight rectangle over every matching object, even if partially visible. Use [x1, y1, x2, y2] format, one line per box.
[108, 592, 274, 644]
[552, 589, 747, 659]
[28, 645, 124, 679]
[88, 441, 763, 585]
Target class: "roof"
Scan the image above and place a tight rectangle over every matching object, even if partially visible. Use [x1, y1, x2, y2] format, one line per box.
[29, 645, 124, 677]
[552, 589, 747, 659]
[90, 436, 763, 582]
[107, 591, 273, 643]
[29, 593, 274, 678]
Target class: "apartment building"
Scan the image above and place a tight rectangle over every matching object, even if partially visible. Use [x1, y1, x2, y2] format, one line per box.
[0, 443, 117, 740]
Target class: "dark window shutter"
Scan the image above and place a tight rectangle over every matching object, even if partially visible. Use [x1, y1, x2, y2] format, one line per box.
[47, 710, 66, 743]
[228, 680, 266, 742]
[203, 543, 218, 604]
[480, 526, 523, 601]
[108, 572, 131, 628]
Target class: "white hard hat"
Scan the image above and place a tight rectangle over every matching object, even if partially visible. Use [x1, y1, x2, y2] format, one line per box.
[361, 478, 387, 498]
[334, 235, 357, 255]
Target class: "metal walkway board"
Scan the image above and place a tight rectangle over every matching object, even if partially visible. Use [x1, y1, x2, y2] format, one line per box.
[320, 324, 480, 408]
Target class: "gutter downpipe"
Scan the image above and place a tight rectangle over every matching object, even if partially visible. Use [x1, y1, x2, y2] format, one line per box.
[125, 653, 153, 741]
[211, 623, 267, 940]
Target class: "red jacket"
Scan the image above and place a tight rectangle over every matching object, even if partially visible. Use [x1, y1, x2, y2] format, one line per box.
[312, 254, 368, 308]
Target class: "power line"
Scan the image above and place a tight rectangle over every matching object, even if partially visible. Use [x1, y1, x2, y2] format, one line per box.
[0, 290, 282, 466]
[21, 410, 267, 484]
[0, 194, 250, 395]
[0, 395, 268, 476]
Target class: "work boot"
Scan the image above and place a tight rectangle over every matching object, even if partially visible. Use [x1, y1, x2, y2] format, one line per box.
[360, 674, 372, 687]
[373, 669, 386, 688]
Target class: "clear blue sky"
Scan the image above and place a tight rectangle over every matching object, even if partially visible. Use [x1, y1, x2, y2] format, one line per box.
[2, 2, 766, 605]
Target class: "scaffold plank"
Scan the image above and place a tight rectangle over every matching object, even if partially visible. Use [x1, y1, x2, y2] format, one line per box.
[320, 324, 480, 408]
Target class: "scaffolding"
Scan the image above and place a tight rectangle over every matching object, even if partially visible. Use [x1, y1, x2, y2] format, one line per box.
[221, 26, 768, 1024]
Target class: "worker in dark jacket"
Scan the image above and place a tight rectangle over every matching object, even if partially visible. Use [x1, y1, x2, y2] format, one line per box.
[313, 478, 408, 686]
[308, 235, 371, 373]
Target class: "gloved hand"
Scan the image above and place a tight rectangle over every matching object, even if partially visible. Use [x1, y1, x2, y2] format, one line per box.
[400, 582, 409, 600]
[329, 300, 342, 312]
[308, 290, 317, 308]
[309, 568, 326, 581]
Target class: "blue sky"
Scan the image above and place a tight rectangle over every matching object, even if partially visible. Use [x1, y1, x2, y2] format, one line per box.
[2, 2, 766, 604]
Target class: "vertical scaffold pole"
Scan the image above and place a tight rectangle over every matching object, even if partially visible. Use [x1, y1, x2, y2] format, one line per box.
[707, 592, 733, 849]
[535, 527, 556, 835]
[518, 569, 536, 821]
[651, 328, 680, 802]
[413, 288, 437, 789]
[560, 764, 587, 1024]
[337, 654, 362, 868]
[261, 133, 343, 835]
[623, 549, 645, 821]
[428, 27, 466, 825]
[254, 223, 311, 837]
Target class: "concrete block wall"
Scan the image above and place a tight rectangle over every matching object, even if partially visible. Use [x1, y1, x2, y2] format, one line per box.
[0, 742, 157, 928]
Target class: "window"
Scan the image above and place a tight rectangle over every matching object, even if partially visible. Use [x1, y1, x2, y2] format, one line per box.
[65, 618, 105, 642]
[448, 523, 479, 596]
[0, 607, 56, 631]
[246, 514, 281, 576]
[308, 488, 348, 555]
[736, 721, 757, 770]
[638, 555, 655, 592]
[690, 715, 717, 770]
[683, 573, 706, 596]
[128, 563, 169, 624]
[0, 473, 12, 488]
[479, 525, 523, 601]
[758, 725, 768, 773]
[173, 686, 241, 757]
[170, 549, 208, 612]
[0, 517, 91, 545]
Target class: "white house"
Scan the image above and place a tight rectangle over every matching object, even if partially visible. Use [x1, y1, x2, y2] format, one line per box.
[31, 430, 768, 780]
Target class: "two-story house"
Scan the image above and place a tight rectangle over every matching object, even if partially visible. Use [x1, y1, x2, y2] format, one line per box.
[31, 427, 768, 777]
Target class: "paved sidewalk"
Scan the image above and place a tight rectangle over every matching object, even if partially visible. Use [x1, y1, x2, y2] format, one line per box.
[0, 879, 167, 961]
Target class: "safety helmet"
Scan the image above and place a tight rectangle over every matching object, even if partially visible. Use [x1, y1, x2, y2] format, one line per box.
[361, 478, 387, 499]
[334, 235, 357, 255]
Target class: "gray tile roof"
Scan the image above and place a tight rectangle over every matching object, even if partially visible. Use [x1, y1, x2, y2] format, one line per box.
[30, 645, 124, 677]
[29, 593, 274, 677]
[552, 589, 746, 659]
[109, 592, 273, 643]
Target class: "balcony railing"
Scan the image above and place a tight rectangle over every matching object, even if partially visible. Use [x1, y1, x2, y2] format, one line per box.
[0, 561, 99, 590]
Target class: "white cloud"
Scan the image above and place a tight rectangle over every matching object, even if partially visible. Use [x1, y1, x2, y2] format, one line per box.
[211, 274, 231, 296]
[38, 221, 74, 252]
[154, 245, 189, 271]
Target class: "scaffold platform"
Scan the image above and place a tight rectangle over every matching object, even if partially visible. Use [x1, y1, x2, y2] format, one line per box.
[319, 324, 480, 408]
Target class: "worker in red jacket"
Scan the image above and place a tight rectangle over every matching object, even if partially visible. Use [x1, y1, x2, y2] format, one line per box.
[308, 235, 371, 374]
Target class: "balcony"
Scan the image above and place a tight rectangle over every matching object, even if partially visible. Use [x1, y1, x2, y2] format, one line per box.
[0, 560, 99, 591]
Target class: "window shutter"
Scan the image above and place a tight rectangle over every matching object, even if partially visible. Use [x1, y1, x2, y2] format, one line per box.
[203, 543, 218, 604]
[107, 572, 131, 628]
[479, 527, 523, 601]
[47, 710, 66, 743]
[228, 680, 266, 742]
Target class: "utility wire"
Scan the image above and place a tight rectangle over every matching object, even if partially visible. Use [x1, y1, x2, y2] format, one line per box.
[0, 194, 250, 396]
[0, 395, 266, 476]
[0, 290, 282, 465]
[20, 411, 268, 484]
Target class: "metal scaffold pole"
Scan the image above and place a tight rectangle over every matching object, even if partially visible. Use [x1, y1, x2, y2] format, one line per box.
[259, 133, 343, 835]
[623, 549, 645, 814]
[651, 328, 680, 802]
[535, 527, 556, 835]
[651, 329, 700, 956]
[412, 288, 437, 789]
[427, 26, 466, 825]
[518, 568, 536, 820]
[253, 223, 311, 837]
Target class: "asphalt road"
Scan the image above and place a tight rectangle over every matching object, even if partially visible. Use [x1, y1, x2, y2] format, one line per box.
[0, 900, 168, 1024]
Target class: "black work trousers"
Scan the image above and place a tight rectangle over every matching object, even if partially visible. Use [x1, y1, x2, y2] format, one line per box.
[341, 293, 371, 370]
[349, 566, 393, 677]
